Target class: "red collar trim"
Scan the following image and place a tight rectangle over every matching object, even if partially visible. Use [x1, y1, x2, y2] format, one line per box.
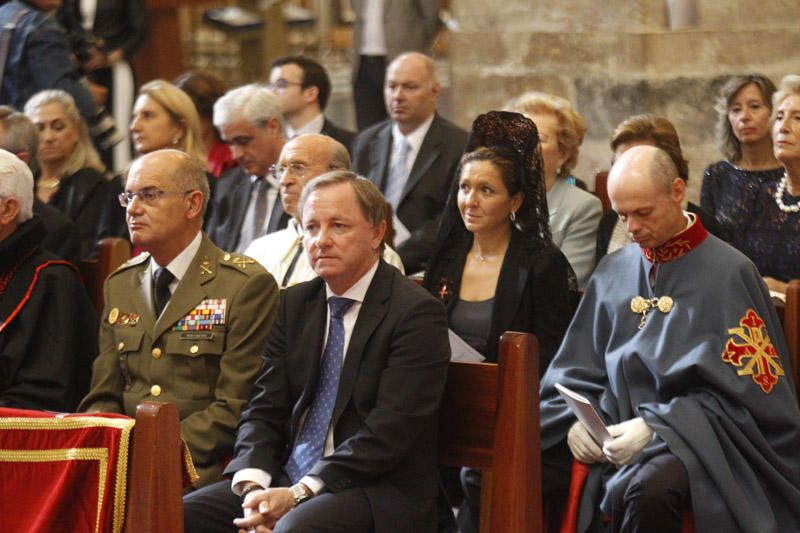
[641, 213, 708, 264]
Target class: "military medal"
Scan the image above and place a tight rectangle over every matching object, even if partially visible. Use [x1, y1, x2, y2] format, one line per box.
[630, 295, 674, 329]
[108, 307, 119, 325]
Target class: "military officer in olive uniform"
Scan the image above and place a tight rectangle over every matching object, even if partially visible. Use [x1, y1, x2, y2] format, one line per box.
[80, 150, 278, 488]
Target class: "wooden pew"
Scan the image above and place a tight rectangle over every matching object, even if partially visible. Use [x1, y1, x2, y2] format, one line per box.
[782, 280, 800, 403]
[80, 237, 131, 315]
[124, 401, 186, 533]
[438, 331, 542, 532]
[592, 171, 611, 212]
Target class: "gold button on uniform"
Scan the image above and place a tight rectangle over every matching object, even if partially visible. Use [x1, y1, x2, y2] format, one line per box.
[190, 345, 199, 354]
[117, 341, 125, 351]
[223, 253, 231, 261]
[150, 385, 162, 396]
[151, 348, 162, 359]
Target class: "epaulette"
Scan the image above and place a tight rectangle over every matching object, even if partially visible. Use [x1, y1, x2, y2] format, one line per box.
[114, 251, 150, 273]
[218, 252, 262, 276]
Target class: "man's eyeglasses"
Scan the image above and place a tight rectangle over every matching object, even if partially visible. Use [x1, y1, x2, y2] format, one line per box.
[268, 79, 304, 91]
[118, 188, 193, 207]
[270, 162, 308, 180]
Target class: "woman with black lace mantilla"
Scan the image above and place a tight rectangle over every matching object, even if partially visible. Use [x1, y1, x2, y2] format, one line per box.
[422, 111, 575, 532]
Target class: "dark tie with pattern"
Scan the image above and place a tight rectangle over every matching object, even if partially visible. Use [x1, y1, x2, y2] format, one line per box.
[153, 267, 174, 317]
[285, 296, 355, 483]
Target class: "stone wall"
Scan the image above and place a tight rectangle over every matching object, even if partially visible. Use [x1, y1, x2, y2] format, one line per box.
[448, 0, 800, 201]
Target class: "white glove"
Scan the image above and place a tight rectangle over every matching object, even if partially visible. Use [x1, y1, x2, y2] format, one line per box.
[602, 417, 653, 466]
[567, 421, 606, 464]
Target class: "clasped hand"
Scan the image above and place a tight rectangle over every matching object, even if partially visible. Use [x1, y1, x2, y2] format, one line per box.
[233, 487, 295, 533]
[567, 417, 653, 466]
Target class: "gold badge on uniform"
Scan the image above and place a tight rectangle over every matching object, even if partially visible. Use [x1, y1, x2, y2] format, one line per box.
[232, 256, 255, 269]
[200, 257, 212, 275]
[108, 308, 119, 325]
[630, 295, 674, 329]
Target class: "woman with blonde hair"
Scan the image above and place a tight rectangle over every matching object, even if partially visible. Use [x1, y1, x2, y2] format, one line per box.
[506, 91, 602, 289]
[128, 79, 214, 224]
[738, 74, 800, 295]
[25, 89, 117, 256]
[701, 74, 782, 242]
[130, 79, 206, 161]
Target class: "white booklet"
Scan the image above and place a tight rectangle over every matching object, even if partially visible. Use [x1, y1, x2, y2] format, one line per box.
[555, 383, 613, 446]
[448, 329, 486, 363]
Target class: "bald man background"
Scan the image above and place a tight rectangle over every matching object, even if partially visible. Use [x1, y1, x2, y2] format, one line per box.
[539, 145, 800, 532]
[246, 134, 404, 288]
[351, 52, 467, 274]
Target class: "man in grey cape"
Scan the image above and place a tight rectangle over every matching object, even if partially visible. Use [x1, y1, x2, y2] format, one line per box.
[540, 145, 800, 532]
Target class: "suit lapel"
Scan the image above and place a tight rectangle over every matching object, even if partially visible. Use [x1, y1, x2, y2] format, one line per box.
[332, 262, 391, 425]
[230, 173, 254, 250]
[133, 261, 157, 332]
[152, 236, 215, 340]
[374, 125, 394, 191]
[290, 285, 327, 432]
[399, 116, 443, 206]
[490, 231, 528, 346]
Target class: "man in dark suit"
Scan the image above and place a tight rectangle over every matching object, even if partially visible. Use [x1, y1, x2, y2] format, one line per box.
[269, 56, 355, 152]
[352, 52, 468, 273]
[207, 84, 288, 253]
[350, 0, 441, 130]
[183, 171, 450, 532]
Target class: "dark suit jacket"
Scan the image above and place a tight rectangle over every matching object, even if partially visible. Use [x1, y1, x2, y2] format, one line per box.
[352, 115, 468, 273]
[321, 118, 355, 154]
[206, 166, 289, 252]
[595, 201, 725, 265]
[227, 260, 450, 533]
[424, 229, 573, 368]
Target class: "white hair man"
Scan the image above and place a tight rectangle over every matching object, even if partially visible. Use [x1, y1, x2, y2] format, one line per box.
[207, 84, 289, 252]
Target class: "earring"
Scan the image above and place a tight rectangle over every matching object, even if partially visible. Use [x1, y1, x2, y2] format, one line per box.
[510, 211, 517, 222]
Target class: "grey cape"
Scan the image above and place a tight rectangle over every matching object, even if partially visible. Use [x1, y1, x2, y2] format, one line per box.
[540, 224, 800, 533]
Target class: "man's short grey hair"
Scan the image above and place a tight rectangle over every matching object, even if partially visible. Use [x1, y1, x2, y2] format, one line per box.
[0, 105, 38, 159]
[298, 171, 386, 227]
[130, 149, 211, 218]
[213, 83, 285, 134]
[0, 149, 34, 222]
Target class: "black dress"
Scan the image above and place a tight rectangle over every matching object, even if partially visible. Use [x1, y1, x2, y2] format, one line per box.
[739, 179, 800, 282]
[700, 160, 783, 244]
[46, 167, 123, 257]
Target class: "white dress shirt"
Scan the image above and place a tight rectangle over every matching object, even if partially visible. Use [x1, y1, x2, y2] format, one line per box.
[236, 174, 281, 253]
[285, 113, 325, 140]
[147, 231, 203, 300]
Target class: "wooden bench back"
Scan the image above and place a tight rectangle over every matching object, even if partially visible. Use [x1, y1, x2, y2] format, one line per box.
[438, 331, 542, 532]
[80, 237, 131, 315]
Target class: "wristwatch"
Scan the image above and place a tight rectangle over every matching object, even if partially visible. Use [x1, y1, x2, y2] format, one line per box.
[290, 483, 312, 506]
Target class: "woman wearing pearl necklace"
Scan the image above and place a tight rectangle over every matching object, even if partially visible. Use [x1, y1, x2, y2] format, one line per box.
[738, 74, 800, 296]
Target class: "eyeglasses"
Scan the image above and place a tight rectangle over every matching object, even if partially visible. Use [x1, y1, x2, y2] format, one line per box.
[268, 79, 304, 91]
[270, 162, 308, 180]
[118, 188, 193, 207]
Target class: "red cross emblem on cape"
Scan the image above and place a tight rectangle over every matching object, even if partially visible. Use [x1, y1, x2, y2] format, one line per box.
[721, 309, 784, 393]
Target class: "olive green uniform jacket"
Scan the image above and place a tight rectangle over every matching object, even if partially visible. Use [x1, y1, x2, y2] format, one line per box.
[79, 233, 278, 487]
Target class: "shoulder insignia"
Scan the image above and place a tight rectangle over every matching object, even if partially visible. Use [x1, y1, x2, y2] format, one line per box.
[116, 251, 150, 271]
[219, 252, 260, 273]
[721, 308, 784, 394]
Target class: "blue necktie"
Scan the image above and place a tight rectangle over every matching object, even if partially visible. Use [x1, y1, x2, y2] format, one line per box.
[285, 296, 355, 483]
[384, 138, 411, 211]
